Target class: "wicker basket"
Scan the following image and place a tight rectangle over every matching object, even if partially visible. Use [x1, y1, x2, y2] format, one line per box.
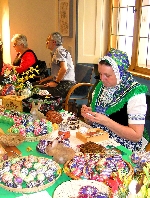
[64, 155, 134, 180]
[0, 133, 25, 146]
[64, 160, 80, 180]
[8, 126, 55, 142]
[0, 156, 61, 194]
[25, 133, 55, 142]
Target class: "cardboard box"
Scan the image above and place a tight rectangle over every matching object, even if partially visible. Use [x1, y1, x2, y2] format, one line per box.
[76, 128, 109, 143]
[2, 95, 27, 112]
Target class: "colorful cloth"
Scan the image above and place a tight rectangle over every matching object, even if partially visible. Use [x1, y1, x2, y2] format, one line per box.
[99, 48, 129, 84]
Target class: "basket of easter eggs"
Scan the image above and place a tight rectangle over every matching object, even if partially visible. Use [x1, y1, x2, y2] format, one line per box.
[0, 155, 61, 193]
[0, 133, 25, 147]
[64, 151, 134, 198]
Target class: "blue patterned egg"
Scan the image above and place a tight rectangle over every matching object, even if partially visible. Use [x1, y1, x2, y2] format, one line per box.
[95, 192, 109, 198]
[47, 175, 55, 182]
[26, 181, 37, 188]
[131, 152, 140, 164]
[2, 161, 11, 168]
[78, 185, 99, 196]
[5, 181, 14, 188]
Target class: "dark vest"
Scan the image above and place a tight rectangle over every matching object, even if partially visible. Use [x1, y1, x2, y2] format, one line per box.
[13, 49, 38, 66]
[109, 103, 128, 126]
[13, 49, 38, 83]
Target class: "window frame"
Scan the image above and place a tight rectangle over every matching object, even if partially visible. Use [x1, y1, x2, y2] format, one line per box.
[108, 0, 150, 79]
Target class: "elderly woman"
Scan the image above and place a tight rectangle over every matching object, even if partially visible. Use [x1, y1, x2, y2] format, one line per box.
[11, 34, 37, 74]
[81, 48, 148, 151]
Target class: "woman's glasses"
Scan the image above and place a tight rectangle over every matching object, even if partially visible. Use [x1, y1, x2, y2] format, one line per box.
[13, 43, 18, 47]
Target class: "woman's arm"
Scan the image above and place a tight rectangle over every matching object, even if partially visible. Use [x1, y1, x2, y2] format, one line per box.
[83, 111, 144, 142]
[81, 94, 147, 142]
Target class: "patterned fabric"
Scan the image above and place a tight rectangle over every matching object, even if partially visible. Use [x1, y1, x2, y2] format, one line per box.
[91, 49, 148, 151]
[99, 48, 129, 84]
[51, 46, 75, 82]
[39, 81, 76, 98]
[128, 114, 146, 121]
[91, 77, 148, 116]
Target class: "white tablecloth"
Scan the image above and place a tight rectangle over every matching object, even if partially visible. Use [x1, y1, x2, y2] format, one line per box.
[49, 121, 120, 151]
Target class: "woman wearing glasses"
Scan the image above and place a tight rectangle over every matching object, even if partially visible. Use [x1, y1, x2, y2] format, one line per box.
[11, 34, 37, 75]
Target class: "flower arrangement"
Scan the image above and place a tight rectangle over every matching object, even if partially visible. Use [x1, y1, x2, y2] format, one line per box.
[1, 63, 40, 96]
[133, 163, 150, 198]
[126, 162, 150, 198]
[105, 170, 132, 198]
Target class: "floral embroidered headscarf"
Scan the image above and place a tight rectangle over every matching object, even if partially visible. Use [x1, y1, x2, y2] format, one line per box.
[99, 48, 129, 84]
[92, 48, 148, 115]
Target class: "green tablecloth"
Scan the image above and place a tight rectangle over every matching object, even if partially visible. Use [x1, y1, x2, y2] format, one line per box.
[0, 122, 71, 198]
[0, 122, 133, 198]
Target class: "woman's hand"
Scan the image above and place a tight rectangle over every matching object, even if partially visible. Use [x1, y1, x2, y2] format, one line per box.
[81, 105, 92, 117]
[81, 105, 93, 124]
[85, 112, 105, 124]
[81, 104, 105, 124]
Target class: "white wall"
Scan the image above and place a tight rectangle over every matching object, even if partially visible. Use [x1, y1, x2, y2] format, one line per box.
[0, 2, 2, 38]
[9, 0, 57, 67]
[0, 0, 76, 67]
[1, 0, 11, 64]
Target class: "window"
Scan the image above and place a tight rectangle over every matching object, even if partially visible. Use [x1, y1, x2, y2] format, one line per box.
[109, 0, 150, 78]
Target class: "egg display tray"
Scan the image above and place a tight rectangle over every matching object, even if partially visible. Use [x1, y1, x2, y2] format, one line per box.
[53, 180, 111, 198]
[0, 133, 25, 147]
[0, 156, 61, 194]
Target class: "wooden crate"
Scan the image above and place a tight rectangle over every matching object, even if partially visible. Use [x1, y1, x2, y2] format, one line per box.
[76, 128, 109, 143]
[2, 95, 27, 112]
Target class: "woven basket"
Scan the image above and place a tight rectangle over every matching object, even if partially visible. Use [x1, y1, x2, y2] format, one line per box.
[8, 126, 55, 142]
[53, 180, 111, 198]
[64, 156, 134, 180]
[0, 156, 61, 194]
[25, 133, 55, 142]
[0, 133, 25, 147]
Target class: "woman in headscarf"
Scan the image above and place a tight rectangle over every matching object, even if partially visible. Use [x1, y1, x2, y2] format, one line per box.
[81, 48, 148, 151]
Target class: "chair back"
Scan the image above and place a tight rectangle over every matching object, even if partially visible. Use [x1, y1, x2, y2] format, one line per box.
[74, 63, 94, 95]
[75, 63, 94, 83]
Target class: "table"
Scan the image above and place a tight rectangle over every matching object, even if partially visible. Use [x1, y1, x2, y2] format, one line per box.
[0, 121, 133, 198]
